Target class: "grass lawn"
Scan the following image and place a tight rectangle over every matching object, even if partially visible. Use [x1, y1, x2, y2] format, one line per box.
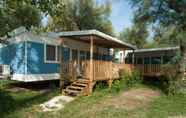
[0, 80, 186, 118]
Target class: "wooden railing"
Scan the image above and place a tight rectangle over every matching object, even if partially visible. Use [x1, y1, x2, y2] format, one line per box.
[135, 64, 162, 76]
[83, 60, 113, 81]
[61, 61, 77, 81]
[61, 60, 133, 81]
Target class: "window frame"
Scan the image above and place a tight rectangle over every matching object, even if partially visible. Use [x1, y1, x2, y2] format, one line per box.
[44, 43, 60, 63]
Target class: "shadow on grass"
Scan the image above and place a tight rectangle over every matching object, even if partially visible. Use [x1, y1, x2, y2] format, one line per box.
[142, 76, 169, 93]
[0, 88, 59, 118]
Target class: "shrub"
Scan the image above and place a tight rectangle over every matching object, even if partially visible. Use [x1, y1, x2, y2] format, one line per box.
[161, 51, 184, 95]
[128, 69, 142, 87]
[111, 69, 142, 93]
[111, 80, 121, 93]
[120, 69, 142, 88]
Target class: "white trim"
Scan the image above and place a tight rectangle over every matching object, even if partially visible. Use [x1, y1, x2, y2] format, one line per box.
[44, 43, 60, 63]
[7, 32, 61, 45]
[11, 73, 60, 82]
[134, 46, 180, 53]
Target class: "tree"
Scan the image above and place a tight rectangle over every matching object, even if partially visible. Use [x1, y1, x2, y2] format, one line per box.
[46, 0, 114, 35]
[128, 0, 186, 46]
[128, 0, 186, 89]
[0, 0, 41, 36]
[119, 23, 148, 48]
[128, 0, 186, 66]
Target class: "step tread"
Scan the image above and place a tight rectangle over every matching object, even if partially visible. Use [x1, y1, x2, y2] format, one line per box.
[67, 86, 84, 90]
[64, 89, 80, 93]
[75, 81, 89, 84]
[76, 79, 90, 82]
[72, 83, 88, 87]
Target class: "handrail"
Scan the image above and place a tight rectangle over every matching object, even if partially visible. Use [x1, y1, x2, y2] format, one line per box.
[61, 60, 133, 81]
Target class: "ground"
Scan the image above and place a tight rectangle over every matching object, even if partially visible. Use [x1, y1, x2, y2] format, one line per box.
[0, 80, 186, 118]
[100, 88, 160, 110]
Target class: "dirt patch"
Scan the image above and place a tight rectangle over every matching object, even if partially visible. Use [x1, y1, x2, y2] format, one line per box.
[40, 95, 75, 112]
[100, 88, 161, 110]
[5, 87, 30, 92]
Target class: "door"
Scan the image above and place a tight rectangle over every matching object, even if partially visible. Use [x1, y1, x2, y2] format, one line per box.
[71, 49, 81, 77]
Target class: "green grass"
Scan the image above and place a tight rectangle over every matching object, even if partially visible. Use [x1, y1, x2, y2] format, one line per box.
[57, 89, 186, 118]
[0, 80, 60, 118]
[0, 80, 186, 118]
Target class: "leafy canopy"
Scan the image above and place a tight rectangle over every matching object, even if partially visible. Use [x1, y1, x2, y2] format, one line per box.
[119, 22, 148, 48]
[0, 0, 41, 36]
[46, 0, 114, 35]
[128, 0, 186, 47]
[0, 0, 114, 36]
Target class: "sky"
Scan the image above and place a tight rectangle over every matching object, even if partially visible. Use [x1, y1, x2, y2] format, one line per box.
[96, 0, 133, 33]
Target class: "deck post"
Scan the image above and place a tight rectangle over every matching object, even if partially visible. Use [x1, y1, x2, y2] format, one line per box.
[88, 35, 94, 94]
[132, 49, 135, 70]
[60, 39, 64, 93]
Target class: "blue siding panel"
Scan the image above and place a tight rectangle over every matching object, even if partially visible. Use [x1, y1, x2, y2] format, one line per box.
[0, 42, 25, 74]
[26, 41, 60, 74]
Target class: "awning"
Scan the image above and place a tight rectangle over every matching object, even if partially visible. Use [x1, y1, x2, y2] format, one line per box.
[58, 30, 136, 50]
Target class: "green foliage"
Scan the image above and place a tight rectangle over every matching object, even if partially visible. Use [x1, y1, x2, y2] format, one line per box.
[0, 0, 113, 36]
[119, 23, 148, 48]
[111, 80, 122, 93]
[160, 51, 184, 95]
[121, 69, 141, 88]
[111, 69, 142, 93]
[126, 69, 142, 87]
[128, 0, 186, 49]
[0, 0, 41, 36]
[46, 0, 114, 35]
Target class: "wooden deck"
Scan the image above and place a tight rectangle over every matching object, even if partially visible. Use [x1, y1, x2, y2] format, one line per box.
[135, 64, 162, 76]
[61, 60, 133, 82]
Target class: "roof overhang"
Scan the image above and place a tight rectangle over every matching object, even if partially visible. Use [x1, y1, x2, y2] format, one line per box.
[134, 46, 180, 53]
[58, 30, 136, 50]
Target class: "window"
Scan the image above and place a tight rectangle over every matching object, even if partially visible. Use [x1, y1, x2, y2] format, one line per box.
[144, 57, 150, 64]
[45, 44, 59, 63]
[80, 51, 86, 60]
[151, 57, 161, 64]
[72, 49, 78, 61]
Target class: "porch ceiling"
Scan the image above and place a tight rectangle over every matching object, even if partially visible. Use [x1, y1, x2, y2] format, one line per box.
[58, 30, 136, 50]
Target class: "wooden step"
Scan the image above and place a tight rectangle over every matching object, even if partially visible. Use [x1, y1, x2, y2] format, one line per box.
[76, 80, 89, 84]
[64, 89, 80, 96]
[72, 83, 88, 87]
[63, 79, 90, 96]
[67, 86, 84, 91]
[76, 79, 89, 82]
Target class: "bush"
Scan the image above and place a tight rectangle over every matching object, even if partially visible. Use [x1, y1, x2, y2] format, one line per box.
[161, 51, 184, 95]
[111, 80, 121, 93]
[121, 69, 142, 88]
[111, 69, 142, 93]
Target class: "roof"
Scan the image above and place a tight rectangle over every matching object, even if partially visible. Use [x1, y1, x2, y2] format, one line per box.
[58, 30, 136, 49]
[134, 46, 180, 53]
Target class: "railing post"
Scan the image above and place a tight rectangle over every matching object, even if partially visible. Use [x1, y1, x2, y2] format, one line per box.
[88, 35, 94, 95]
[60, 39, 64, 93]
[90, 35, 94, 82]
